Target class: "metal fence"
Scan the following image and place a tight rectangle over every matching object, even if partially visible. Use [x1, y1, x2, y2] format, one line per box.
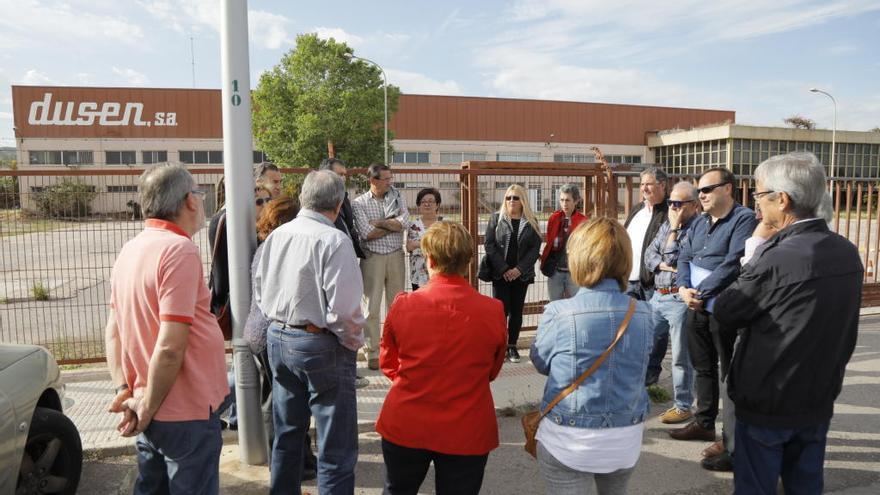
[1, 164, 877, 364]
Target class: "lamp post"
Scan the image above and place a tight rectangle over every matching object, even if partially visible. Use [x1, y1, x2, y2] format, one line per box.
[809, 88, 837, 192]
[346, 53, 388, 164]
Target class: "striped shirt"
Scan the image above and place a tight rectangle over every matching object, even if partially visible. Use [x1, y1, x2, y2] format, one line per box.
[352, 188, 409, 254]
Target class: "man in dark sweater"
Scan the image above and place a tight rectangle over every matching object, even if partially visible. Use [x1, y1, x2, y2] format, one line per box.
[715, 152, 861, 494]
[624, 167, 669, 385]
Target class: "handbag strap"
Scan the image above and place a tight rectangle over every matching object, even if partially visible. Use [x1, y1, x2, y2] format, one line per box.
[538, 298, 637, 419]
[208, 212, 226, 287]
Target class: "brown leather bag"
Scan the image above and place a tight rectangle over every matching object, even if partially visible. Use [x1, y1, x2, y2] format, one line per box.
[522, 298, 636, 458]
[208, 213, 233, 341]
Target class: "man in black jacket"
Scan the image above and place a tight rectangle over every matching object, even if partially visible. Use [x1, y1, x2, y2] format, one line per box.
[624, 167, 669, 385]
[320, 157, 365, 258]
[714, 152, 862, 494]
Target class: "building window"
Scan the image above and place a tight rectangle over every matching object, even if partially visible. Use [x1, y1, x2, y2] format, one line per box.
[497, 152, 540, 162]
[253, 150, 269, 163]
[605, 155, 642, 164]
[392, 151, 430, 164]
[439, 152, 487, 164]
[142, 151, 168, 164]
[553, 153, 595, 163]
[179, 150, 223, 164]
[439, 181, 461, 189]
[29, 150, 94, 166]
[106, 151, 137, 165]
[107, 185, 138, 193]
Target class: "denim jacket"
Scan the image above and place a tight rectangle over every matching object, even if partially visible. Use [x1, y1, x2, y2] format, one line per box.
[530, 279, 653, 428]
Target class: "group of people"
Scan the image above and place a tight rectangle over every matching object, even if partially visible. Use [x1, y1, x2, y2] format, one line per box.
[104, 150, 861, 495]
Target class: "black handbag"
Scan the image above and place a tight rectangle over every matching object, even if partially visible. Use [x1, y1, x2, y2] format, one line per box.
[478, 255, 493, 282]
[540, 250, 559, 278]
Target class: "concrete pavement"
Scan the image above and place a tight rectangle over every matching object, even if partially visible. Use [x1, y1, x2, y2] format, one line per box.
[70, 317, 880, 494]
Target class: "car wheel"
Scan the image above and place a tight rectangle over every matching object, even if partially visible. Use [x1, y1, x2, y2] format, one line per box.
[16, 407, 82, 495]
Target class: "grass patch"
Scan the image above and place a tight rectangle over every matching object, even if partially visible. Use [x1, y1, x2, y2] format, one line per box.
[647, 384, 672, 404]
[31, 281, 50, 301]
[0, 209, 67, 238]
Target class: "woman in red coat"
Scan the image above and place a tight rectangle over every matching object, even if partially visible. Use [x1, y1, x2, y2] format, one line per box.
[540, 183, 589, 301]
[377, 221, 508, 495]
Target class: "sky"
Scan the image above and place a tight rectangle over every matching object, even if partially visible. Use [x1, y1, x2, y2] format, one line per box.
[1, 0, 879, 147]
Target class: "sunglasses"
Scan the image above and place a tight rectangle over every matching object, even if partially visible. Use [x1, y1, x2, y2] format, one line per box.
[505, 196, 520, 201]
[667, 199, 695, 208]
[697, 182, 730, 194]
[255, 197, 270, 206]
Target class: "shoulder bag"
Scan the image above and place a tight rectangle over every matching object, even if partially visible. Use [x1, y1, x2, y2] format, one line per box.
[208, 214, 233, 341]
[522, 298, 636, 458]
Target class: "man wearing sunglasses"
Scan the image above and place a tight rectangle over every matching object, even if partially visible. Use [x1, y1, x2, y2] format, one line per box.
[624, 167, 670, 385]
[644, 182, 700, 427]
[668, 167, 757, 473]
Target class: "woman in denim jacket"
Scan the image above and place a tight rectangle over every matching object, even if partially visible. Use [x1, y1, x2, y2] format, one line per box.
[530, 217, 654, 495]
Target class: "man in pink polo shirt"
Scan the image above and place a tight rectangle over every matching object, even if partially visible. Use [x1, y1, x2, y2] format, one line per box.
[104, 163, 229, 494]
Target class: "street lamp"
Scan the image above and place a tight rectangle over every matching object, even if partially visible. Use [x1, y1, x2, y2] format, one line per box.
[345, 53, 388, 165]
[809, 87, 837, 192]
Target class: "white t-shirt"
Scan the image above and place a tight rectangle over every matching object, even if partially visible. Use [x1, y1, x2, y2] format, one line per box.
[626, 206, 652, 281]
[536, 418, 644, 473]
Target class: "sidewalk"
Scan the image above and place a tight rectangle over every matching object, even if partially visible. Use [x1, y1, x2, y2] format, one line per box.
[64, 351, 546, 456]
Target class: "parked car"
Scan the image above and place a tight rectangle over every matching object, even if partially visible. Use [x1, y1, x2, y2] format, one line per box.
[0, 344, 82, 495]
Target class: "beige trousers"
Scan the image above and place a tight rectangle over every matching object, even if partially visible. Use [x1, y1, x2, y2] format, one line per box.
[360, 249, 405, 359]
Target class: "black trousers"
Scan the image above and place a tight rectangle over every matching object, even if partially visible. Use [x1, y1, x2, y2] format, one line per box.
[686, 309, 736, 429]
[492, 279, 529, 346]
[381, 438, 488, 495]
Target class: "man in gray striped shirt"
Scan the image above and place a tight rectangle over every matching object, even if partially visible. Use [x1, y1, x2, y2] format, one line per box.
[352, 163, 408, 370]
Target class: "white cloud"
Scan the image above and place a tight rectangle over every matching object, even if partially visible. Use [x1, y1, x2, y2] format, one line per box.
[112, 67, 149, 85]
[136, 0, 217, 33]
[312, 26, 364, 47]
[248, 10, 293, 49]
[75, 73, 96, 85]
[20, 69, 55, 85]
[0, 111, 12, 120]
[0, 0, 144, 47]
[386, 69, 462, 96]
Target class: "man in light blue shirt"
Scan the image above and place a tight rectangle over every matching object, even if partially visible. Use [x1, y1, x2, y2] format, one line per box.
[255, 170, 365, 495]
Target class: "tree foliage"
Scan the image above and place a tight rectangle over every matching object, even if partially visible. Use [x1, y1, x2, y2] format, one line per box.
[783, 115, 817, 130]
[870, 127, 880, 133]
[252, 34, 400, 172]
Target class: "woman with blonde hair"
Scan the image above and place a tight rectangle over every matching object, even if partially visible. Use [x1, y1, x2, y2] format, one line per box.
[531, 217, 654, 494]
[378, 221, 507, 494]
[483, 184, 542, 363]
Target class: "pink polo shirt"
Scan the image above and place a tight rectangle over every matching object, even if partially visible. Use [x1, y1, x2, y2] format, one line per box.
[110, 219, 228, 421]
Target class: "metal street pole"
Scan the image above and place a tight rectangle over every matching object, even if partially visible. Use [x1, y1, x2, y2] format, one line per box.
[220, 0, 267, 465]
[810, 88, 837, 193]
[346, 54, 388, 164]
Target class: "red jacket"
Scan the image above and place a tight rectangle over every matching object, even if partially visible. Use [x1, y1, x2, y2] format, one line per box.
[540, 210, 589, 268]
[376, 274, 507, 455]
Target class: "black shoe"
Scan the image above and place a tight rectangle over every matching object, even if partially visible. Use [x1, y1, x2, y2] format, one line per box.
[701, 451, 733, 472]
[507, 347, 521, 363]
[644, 371, 660, 386]
[302, 467, 317, 481]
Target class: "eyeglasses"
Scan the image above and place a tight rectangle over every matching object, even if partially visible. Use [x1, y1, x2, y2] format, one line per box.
[752, 190, 775, 201]
[505, 196, 520, 201]
[374, 176, 393, 182]
[666, 199, 695, 208]
[419, 200, 437, 205]
[697, 182, 730, 195]
[190, 189, 207, 199]
[255, 197, 270, 206]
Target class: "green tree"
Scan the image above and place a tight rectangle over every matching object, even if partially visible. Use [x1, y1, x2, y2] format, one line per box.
[252, 33, 400, 175]
[783, 115, 816, 130]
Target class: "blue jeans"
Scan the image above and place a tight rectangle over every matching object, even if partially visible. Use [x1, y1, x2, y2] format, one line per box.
[649, 292, 694, 410]
[134, 398, 228, 495]
[547, 270, 578, 301]
[734, 419, 830, 495]
[267, 323, 358, 495]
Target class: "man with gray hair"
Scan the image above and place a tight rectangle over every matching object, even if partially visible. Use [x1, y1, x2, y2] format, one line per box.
[255, 169, 365, 494]
[644, 181, 701, 425]
[624, 166, 670, 385]
[715, 152, 861, 493]
[105, 163, 229, 493]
